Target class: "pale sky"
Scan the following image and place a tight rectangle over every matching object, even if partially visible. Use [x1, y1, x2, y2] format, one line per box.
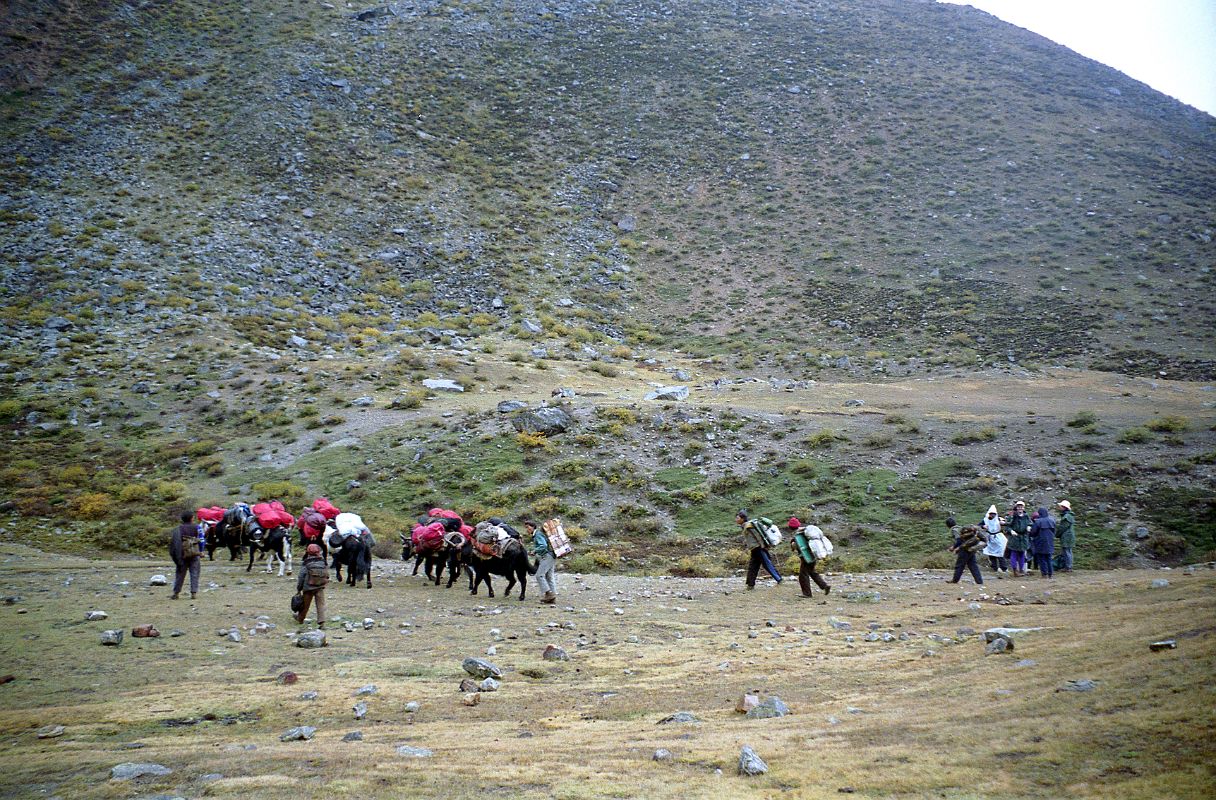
[939, 0, 1216, 116]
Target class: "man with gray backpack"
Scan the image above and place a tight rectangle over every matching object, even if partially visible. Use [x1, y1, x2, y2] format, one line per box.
[787, 517, 832, 598]
[737, 509, 783, 590]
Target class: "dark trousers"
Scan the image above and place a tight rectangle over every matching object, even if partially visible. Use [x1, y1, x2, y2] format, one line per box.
[746, 547, 782, 587]
[950, 550, 983, 584]
[798, 559, 829, 596]
[173, 557, 200, 595]
[1036, 552, 1054, 578]
[987, 555, 1008, 572]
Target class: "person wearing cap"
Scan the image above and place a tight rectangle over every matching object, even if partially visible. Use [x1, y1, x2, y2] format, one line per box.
[1005, 501, 1031, 577]
[736, 509, 783, 590]
[294, 543, 329, 628]
[946, 516, 986, 585]
[787, 517, 831, 598]
[1055, 500, 1076, 573]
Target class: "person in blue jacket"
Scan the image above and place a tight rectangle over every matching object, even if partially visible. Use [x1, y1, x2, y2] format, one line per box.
[1030, 507, 1057, 578]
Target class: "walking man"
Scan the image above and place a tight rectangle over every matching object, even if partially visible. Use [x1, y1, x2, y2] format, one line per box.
[294, 543, 328, 628]
[946, 516, 985, 585]
[527, 520, 557, 604]
[787, 517, 830, 597]
[170, 512, 202, 600]
[737, 509, 783, 589]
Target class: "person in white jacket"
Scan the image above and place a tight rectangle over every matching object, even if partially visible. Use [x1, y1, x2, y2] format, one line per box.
[980, 505, 1008, 575]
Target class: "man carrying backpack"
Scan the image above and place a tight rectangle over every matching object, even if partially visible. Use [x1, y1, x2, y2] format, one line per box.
[787, 517, 831, 598]
[294, 543, 328, 628]
[526, 520, 557, 604]
[946, 516, 985, 585]
[170, 511, 202, 600]
[737, 509, 783, 590]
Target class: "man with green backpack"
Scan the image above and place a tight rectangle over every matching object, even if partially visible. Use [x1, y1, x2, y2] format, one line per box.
[737, 509, 783, 590]
[787, 517, 832, 598]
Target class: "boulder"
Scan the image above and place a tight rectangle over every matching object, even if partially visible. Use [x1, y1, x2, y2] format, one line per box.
[738, 746, 769, 776]
[36, 724, 65, 739]
[462, 657, 503, 679]
[422, 378, 464, 393]
[497, 400, 528, 413]
[149, 575, 168, 587]
[644, 385, 689, 402]
[985, 637, 1012, 655]
[280, 726, 316, 741]
[100, 629, 123, 646]
[110, 762, 172, 780]
[511, 407, 574, 436]
[542, 644, 569, 661]
[735, 694, 760, 714]
[343, 731, 364, 742]
[296, 630, 327, 648]
[657, 711, 701, 725]
[1059, 679, 1098, 693]
[653, 748, 674, 762]
[745, 696, 790, 720]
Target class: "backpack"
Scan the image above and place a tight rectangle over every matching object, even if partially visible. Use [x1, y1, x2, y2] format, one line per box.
[754, 517, 782, 547]
[805, 525, 833, 560]
[181, 529, 201, 559]
[299, 509, 326, 540]
[542, 518, 573, 558]
[304, 559, 329, 589]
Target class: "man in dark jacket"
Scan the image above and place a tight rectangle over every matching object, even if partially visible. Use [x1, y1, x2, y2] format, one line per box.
[1030, 507, 1056, 578]
[947, 516, 985, 585]
[295, 543, 328, 628]
[1056, 500, 1076, 572]
[737, 509, 783, 590]
[170, 512, 202, 600]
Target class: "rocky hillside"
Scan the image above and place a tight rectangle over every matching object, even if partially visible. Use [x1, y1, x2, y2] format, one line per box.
[0, 0, 1212, 565]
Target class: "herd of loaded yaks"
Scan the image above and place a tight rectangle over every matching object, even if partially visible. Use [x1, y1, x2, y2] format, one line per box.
[195, 500, 541, 600]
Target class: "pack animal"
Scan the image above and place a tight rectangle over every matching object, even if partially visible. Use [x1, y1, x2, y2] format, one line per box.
[210, 504, 251, 561]
[460, 537, 537, 601]
[242, 517, 293, 576]
[331, 531, 374, 588]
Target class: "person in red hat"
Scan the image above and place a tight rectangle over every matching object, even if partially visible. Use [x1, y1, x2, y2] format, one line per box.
[787, 517, 831, 598]
[294, 543, 328, 628]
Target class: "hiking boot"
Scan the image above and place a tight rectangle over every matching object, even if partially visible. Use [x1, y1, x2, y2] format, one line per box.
[170, 593, 179, 600]
[824, 585, 831, 596]
[542, 591, 556, 604]
[190, 592, 197, 599]
[317, 622, 325, 630]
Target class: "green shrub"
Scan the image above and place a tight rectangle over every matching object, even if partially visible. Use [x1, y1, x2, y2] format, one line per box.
[251, 480, 307, 506]
[804, 429, 840, 449]
[951, 427, 998, 445]
[117, 483, 151, 503]
[1117, 427, 1152, 444]
[1146, 415, 1188, 433]
[1067, 410, 1098, 428]
[69, 492, 112, 520]
[0, 399, 24, 422]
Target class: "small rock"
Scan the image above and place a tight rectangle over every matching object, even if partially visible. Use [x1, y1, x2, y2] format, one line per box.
[843, 399, 864, 408]
[738, 746, 769, 776]
[85, 610, 108, 621]
[422, 378, 464, 393]
[296, 630, 327, 648]
[404, 701, 421, 713]
[131, 624, 159, 638]
[280, 726, 316, 741]
[462, 657, 503, 679]
[522, 319, 543, 334]
[1014, 659, 1036, 668]
[497, 400, 528, 413]
[1149, 639, 1177, 652]
[110, 762, 172, 780]
[479, 678, 500, 692]
[397, 745, 434, 758]
[644, 385, 689, 402]
[343, 731, 363, 742]
[735, 694, 760, 714]
[542, 644, 569, 661]
[276, 671, 298, 685]
[653, 748, 674, 762]
[985, 637, 1012, 655]
[100, 629, 123, 646]
[1059, 679, 1098, 693]
[362, 618, 375, 630]
[658, 711, 701, 725]
[226, 630, 242, 643]
[1151, 578, 1170, 588]
[352, 396, 375, 406]
[299, 691, 319, 701]
[459, 678, 480, 693]
[36, 724, 65, 739]
[353, 684, 378, 696]
[462, 692, 481, 706]
[149, 575, 168, 587]
[353, 702, 367, 720]
[745, 696, 790, 719]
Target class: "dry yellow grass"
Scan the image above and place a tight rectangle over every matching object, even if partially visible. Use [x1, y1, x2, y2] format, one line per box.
[0, 544, 1212, 799]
